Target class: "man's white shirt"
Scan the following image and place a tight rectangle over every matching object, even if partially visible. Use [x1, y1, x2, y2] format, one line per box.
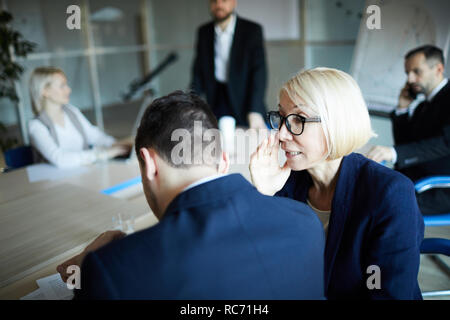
[182, 174, 229, 193]
[214, 14, 237, 83]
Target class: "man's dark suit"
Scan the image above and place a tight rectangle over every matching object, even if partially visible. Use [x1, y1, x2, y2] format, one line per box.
[74, 174, 325, 299]
[391, 80, 450, 213]
[191, 16, 267, 126]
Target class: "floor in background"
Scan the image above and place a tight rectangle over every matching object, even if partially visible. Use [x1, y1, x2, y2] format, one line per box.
[420, 226, 450, 300]
[4, 101, 450, 299]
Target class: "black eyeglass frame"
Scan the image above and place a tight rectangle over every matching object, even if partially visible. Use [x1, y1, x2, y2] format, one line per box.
[266, 111, 321, 136]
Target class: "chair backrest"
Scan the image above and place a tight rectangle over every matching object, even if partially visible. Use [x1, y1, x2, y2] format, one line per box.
[414, 176, 450, 226]
[4, 146, 34, 169]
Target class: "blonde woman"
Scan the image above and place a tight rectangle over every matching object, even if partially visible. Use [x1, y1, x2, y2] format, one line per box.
[249, 68, 424, 299]
[28, 67, 129, 168]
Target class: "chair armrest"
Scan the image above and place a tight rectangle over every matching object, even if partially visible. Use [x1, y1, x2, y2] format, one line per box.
[424, 214, 450, 227]
[420, 238, 450, 256]
[415, 176, 450, 193]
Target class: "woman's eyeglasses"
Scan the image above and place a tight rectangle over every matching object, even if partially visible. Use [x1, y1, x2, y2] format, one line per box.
[267, 111, 321, 136]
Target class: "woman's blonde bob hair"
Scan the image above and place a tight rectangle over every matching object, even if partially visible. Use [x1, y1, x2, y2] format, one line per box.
[29, 67, 66, 116]
[281, 67, 376, 160]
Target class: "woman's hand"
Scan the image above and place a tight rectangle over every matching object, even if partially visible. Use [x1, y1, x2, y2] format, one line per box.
[249, 132, 291, 196]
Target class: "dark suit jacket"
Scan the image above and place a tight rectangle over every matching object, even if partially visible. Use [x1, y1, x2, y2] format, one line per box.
[276, 153, 424, 300]
[191, 16, 267, 126]
[74, 174, 325, 299]
[391, 81, 450, 181]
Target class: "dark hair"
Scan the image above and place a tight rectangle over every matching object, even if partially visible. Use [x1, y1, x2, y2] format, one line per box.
[405, 45, 445, 66]
[135, 90, 222, 168]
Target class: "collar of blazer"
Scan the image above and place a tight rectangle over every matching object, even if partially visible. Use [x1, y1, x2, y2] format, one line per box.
[162, 173, 251, 218]
[429, 79, 450, 103]
[291, 152, 363, 290]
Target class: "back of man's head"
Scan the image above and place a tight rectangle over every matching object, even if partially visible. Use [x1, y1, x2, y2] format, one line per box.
[135, 90, 222, 169]
[405, 45, 445, 67]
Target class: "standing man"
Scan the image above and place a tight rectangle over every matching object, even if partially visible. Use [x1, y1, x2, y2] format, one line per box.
[368, 45, 450, 214]
[191, 0, 267, 129]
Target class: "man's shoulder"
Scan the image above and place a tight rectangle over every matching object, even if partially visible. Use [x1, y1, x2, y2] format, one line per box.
[197, 21, 214, 33]
[433, 80, 450, 105]
[350, 154, 416, 211]
[197, 17, 262, 32]
[229, 181, 323, 232]
[349, 153, 412, 186]
[236, 16, 263, 30]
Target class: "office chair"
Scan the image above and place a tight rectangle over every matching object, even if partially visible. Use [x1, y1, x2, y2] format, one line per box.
[415, 176, 450, 298]
[415, 176, 450, 226]
[420, 238, 450, 298]
[3, 145, 34, 171]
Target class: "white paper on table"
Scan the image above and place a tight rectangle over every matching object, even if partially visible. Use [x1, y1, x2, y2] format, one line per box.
[26, 163, 89, 183]
[35, 273, 74, 300]
[20, 288, 46, 300]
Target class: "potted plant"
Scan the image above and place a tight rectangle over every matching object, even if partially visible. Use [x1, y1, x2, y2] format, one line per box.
[0, 10, 36, 169]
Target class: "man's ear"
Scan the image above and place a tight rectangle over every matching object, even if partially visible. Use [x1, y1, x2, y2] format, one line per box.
[435, 62, 444, 76]
[139, 148, 157, 181]
[41, 86, 50, 99]
[218, 151, 230, 174]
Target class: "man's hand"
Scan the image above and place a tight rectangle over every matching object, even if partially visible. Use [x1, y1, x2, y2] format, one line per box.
[248, 112, 267, 130]
[366, 146, 394, 163]
[398, 83, 414, 110]
[56, 230, 126, 282]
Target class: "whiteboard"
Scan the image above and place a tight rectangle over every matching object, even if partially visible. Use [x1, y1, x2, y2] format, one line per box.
[237, 0, 300, 40]
[351, 0, 450, 114]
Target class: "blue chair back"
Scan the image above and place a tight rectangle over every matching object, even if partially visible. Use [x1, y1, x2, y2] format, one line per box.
[420, 238, 450, 256]
[4, 146, 34, 169]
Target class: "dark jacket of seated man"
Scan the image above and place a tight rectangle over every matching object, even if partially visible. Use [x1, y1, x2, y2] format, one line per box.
[75, 174, 325, 300]
[72, 91, 325, 300]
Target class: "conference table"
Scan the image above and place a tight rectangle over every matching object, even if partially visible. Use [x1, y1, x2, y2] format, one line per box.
[0, 159, 151, 299]
[0, 130, 259, 299]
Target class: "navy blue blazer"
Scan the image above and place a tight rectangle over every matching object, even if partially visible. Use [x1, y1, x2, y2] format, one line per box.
[74, 174, 325, 299]
[276, 153, 424, 300]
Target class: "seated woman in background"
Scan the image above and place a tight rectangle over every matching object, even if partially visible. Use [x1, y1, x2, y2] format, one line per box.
[28, 67, 129, 168]
[249, 67, 424, 299]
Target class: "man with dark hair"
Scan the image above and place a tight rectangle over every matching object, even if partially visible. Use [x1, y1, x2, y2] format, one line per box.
[191, 0, 267, 129]
[134, 90, 222, 168]
[57, 91, 326, 299]
[404, 45, 445, 66]
[368, 45, 450, 214]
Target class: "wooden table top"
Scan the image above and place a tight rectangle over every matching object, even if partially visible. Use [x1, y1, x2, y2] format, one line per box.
[0, 183, 150, 289]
